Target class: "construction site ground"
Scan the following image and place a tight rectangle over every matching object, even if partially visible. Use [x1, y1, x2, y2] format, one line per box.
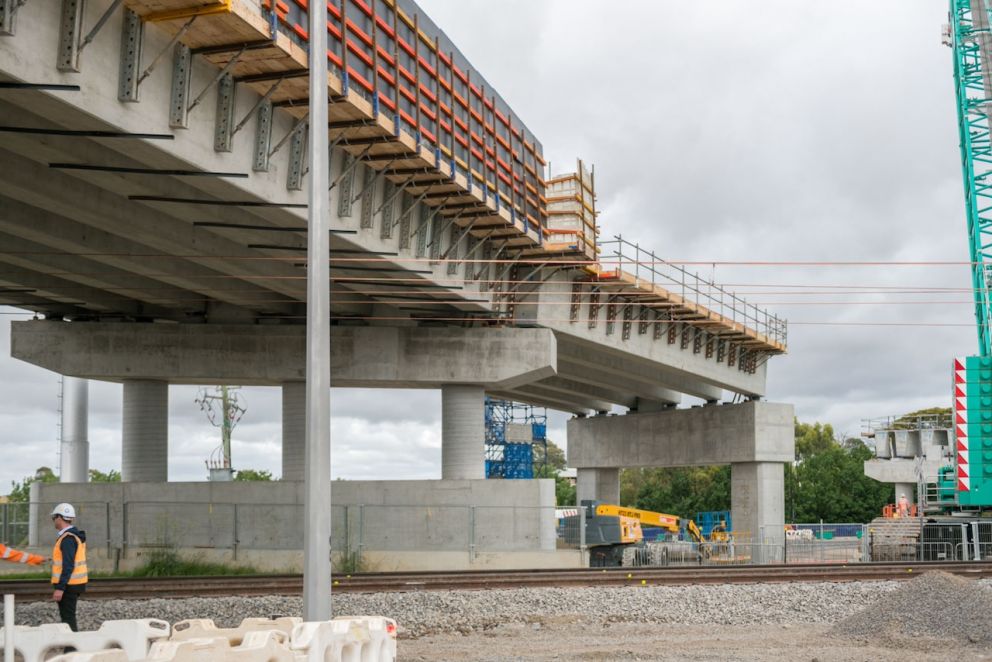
[403, 622, 988, 661]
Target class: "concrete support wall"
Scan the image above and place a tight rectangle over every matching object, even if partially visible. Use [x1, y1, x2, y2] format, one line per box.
[30, 479, 559, 562]
[731, 462, 784, 545]
[441, 385, 485, 479]
[121, 380, 168, 482]
[576, 468, 620, 505]
[59, 376, 89, 482]
[281, 382, 305, 481]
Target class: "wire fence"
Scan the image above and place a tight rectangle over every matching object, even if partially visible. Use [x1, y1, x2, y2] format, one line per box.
[8, 503, 992, 568]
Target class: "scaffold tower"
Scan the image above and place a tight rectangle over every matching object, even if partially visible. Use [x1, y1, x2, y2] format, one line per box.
[485, 398, 548, 479]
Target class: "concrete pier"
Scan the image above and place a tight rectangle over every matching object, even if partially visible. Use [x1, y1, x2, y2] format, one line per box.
[282, 382, 306, 482]
[59, 376, 89, 483]
[569, 401, 794, 542]
[576, 467, 620, 505]
[121, 379, 168, 482]
[441, 385, 485, 480]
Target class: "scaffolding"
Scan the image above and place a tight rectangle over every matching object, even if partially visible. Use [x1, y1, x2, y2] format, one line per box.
[484, 398, 548, 479]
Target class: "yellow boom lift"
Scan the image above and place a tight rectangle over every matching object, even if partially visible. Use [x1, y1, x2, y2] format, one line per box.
[565, 501, 706, 567]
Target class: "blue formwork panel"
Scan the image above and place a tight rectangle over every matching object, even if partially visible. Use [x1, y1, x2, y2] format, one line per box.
[532, 422, 547, 440]
[503, 443, 534, 479]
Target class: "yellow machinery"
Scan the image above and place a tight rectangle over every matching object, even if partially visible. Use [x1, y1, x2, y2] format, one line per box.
[565, 500, 706, 566]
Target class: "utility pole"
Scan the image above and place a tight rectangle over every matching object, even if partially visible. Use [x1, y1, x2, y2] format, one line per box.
[303, 0, 332, 621]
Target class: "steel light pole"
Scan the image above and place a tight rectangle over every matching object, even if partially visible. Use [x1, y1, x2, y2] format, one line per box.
[303, 0, 332, 621]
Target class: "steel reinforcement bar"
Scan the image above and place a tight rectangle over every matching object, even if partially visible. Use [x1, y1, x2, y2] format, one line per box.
[1, 561, 989, 601]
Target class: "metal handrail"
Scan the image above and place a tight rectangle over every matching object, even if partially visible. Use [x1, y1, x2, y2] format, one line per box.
[598, 235, 788, 347]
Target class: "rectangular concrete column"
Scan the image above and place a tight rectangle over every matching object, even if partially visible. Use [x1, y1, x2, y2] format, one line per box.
[576, 468, 620, 506]
[441, 385, 485, 479]
[122, 379, 168, 482]
[281, 381, 305, 481]
[731, 462, 784, 549]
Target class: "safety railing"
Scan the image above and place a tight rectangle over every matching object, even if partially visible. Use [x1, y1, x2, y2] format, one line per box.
[598, 235, 788, 348]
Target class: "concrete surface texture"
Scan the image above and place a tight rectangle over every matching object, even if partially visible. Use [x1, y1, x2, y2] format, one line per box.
[281, 382, 306, 482]
[441, 385, 485, 480]
[575, 468, 620, 506]
[731, 462, 785, 544]
[30, 479, 559, 561]
[121, 379, 168, 482]
[567, 401, 795, 468]
[59, 376, 90, 483]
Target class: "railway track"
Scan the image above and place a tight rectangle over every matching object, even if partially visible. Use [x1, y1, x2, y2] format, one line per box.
[2, 561, 989, 602]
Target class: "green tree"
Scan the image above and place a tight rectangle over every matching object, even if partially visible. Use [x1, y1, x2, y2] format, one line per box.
[633, 466, 731, 517]
[794, 420, 835, 461]
[534, 464, 575, 506]
[234, 469, 273, 481]
[8, 467, 57, 502]
[532, 440, 566, 472]
[89, 468, 121, 483]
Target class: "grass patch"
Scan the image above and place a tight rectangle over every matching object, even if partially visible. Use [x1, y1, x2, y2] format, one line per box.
[125, 549, 261, 577]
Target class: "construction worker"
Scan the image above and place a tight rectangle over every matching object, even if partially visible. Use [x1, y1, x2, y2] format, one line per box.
[0, 542, 44, 566]
[897, 493, 910, 518]
[50, 503, 87, 632]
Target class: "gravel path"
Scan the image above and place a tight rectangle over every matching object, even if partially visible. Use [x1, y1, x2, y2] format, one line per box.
[13, 580, 912, 637]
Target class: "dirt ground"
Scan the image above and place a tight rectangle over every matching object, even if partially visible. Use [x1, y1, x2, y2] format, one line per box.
[401, 621, 992, 661]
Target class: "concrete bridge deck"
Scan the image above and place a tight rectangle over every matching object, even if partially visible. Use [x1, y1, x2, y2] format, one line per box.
[0, 0, 785, 411]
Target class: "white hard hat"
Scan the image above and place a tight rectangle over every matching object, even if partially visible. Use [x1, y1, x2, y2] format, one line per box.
[51, 503, 76, 520]
[901, 493, 906, 497]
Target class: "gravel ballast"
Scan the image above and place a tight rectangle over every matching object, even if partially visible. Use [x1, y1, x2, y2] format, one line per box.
[832, 571, 992, 644]
[11, 580, 916, 637]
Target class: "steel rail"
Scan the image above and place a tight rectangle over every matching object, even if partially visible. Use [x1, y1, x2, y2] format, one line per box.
[1, 561, 990, 601]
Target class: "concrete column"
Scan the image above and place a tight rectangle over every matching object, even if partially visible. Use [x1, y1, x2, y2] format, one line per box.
[731, 462, 784, 547]
[282, 381, 306, 481]
[441, 384, 485, 479]
[121, 379, 168, 482]
[895, 482, 915, 504]
[576, 468, 621, 505]
[59, 376, 89, 482]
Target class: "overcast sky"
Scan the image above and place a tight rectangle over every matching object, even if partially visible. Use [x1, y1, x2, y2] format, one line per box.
[0, 1, 972, 489]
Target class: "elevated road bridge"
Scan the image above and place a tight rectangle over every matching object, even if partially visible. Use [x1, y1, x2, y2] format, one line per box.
[0, 0, 793, 557]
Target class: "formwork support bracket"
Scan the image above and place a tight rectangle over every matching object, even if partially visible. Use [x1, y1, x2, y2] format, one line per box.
[380, 181, 396, 239]
[57, 0, 84, 72]
[168, 43, 193, 127]
[622, 304, 633, 341]
[117, 9, 143, 102]
[637, 306, 649, 335]
[214, 73, 235, 152]
[252, 100, 273, 171]
[337, 153, 356, 217]
[0, 0, 26, 36]
[605, 296, 618, 336]
[286, 120, 308, 191]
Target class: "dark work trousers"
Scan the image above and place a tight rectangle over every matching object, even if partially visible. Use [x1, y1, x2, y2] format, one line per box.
[56, 586, 85, 631]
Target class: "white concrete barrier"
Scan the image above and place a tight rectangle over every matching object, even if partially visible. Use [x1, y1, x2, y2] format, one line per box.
[0, 619, 169, 662]
[170, 617, 301, 644]
[42, 616, 396, 662]
[291, 618, 397, 662]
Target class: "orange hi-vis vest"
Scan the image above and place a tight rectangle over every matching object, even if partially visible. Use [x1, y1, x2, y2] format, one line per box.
[0, 543, 43, 566]
[51, 530, 87, 586]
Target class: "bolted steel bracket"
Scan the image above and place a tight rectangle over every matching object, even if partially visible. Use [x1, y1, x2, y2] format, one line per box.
[57, 0, 84, 72]
[415, 205, 430, 258]
[379, 181, 395, 239]
[0, 0, 21, 36]
[445, 223, 460, 275]
[397, 193, 412, 250]
[286, 120, 307, 191]
[168, 43, 192, 128]
[359, 167, 376, 229]
[214, 73, 235, 152]
[117, 9, 143, 101]
[337, 153, 356, 217]
[252, 100, 273, 171]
